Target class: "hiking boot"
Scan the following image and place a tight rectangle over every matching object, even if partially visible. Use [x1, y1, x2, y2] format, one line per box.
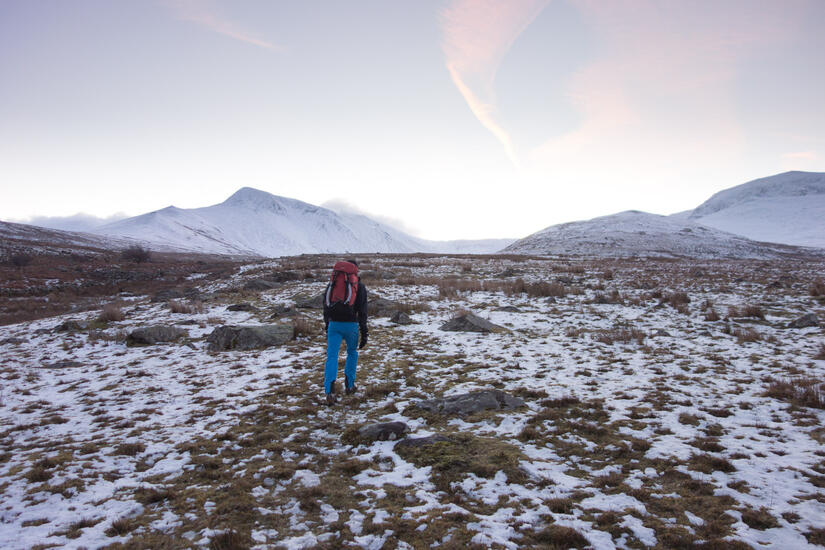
[345, 384, 357, 395]
[326, 392, 337, 406]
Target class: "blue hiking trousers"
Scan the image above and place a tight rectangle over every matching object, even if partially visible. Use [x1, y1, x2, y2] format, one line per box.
[324, 321, 359, 394]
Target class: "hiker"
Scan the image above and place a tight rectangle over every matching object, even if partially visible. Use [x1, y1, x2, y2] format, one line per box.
[323, 259, 368, 405]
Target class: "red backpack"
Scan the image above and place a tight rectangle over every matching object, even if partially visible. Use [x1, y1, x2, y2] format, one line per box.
[325, 261, 359, 311]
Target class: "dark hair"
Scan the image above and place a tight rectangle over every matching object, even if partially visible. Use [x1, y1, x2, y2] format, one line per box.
[346, 259, 358, 267]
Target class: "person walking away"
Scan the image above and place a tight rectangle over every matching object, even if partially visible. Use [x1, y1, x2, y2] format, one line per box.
[323, 259, 368, 405]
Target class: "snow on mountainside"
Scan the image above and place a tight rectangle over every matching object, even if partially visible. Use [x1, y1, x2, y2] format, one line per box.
[688, 171, 825, 248]
[0, 220, 139, 259]
[91, 188, 513, 257]
[503, 210, 814, 259]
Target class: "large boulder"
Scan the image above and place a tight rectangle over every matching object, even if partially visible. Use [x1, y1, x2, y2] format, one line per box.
[207, 324, 294, 351]
[439, 312, 504, 333]
[788, 313, 819, 329]
[415, 390, 525, 416]
[389, 311, 413, 325]
[368, 296, 404, 317]
[127, 325, 187, 345]
[295, 293, 325, 309]
[357, 422, 408, 442]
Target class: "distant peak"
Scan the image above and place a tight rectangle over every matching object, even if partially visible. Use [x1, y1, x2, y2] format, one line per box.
[221, 187, 321, 214]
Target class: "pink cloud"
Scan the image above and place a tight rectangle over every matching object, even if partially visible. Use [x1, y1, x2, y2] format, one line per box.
[782, 151, 817, 160]
[440, 0, 551, 165]
[530, 0, 811, 175]
[167, 0, 283, 51]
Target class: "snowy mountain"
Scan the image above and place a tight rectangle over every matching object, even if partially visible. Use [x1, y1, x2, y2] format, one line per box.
[91, 188, 514, 257]
[686, 171, 825, 248]
[0, 220, 139, 259]
[502, 210, 813, 259]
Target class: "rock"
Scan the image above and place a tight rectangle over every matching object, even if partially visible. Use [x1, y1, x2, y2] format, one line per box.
[127, 325, 187, 345]
[497, 268, 523, 277]
[227, 303, 257, 312]
[244, 279, 280, 291]
[389, 311, 413, 325]
[415, 390, 525, 416]
[374, 270, 398, 280]
[439, 312, 504, 333]
[0, 337, 25, 345]
[151, 289, 184, 302]
[369, 296, 404, 317]
[268, 305, 297, 319]
[55, 320, 89, 332]
[653, 329, 671, 337]
[207, 324, 294, 351]
[496, 305, 522, 312]
[357, 422, 408, 442]
[266, 271, 301, 283]
[43, 360, 84, 369]
[395, 434, 453, 449]
[295, 293, 324, 309]
[787, 313, 819, 329]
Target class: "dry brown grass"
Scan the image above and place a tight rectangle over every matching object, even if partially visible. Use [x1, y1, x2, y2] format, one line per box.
[764, 378, 825, 409]
[169, 300, 204, 314]
[810, 279, 825, 297]
[97, 303, 124, 322]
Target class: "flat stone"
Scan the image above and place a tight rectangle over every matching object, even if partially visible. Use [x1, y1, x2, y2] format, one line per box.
[369, 296, 403, 317]
[439, 312, 504, 333]
[496, 305, 522, 313]
[207, 324, 294, 351]
[788, 313, 819, 329]
[389, 311, 413, 325]
[395, 434, 453, 449]
[55, 320, 89, 332]
[357, 422, 409, 442]
[227, 303, 257, 312]
[244, 279, 280, 291]
[127, 325, 187, 345]
[43, 360, 84, 369]
[295, 293, 325, 309]
[151, 289, 184, 302]
[415, 390, 525, 416]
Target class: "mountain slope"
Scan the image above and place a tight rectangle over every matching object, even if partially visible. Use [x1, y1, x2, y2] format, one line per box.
[502, 210, 812, 259]
[92, 188, 514, 256]
[0, 220, 138, 259]
[687, 171, 825, 248]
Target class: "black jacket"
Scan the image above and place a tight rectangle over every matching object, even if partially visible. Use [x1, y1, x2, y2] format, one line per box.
[323, 280, 368, 335]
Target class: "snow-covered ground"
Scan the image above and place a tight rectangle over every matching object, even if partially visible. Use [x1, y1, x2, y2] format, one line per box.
[1, 255, 824, 549]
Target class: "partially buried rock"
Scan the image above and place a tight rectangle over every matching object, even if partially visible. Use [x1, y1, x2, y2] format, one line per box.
[787, 313, 819, 329]
[496, 305, 522, 313]
[227, 303, 257, 312]
[151, 289, 184, 303]
[369, 296, 404, 317]
[207, 324, 294, 351]
[415, 389, 525, 416]
[295, 293, 324, 309]
[358, 422, 408, 442]
[389, 311, 413, 325]
[244, 279, 280, 291]
[55, 320, 89, 332]
[43, 360, 84, 369]
[439, 312, 504, 333]
[127, 325, 187, 345]
[395, 434, 453, 449]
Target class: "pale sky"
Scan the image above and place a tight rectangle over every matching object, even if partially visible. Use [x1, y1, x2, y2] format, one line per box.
[1, 0, 823, 240]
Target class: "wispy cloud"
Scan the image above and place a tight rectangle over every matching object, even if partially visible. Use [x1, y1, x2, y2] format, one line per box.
[529, 0, 811, 177]
[440, 0, 551, 166]
[166, 0, 283, 51]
